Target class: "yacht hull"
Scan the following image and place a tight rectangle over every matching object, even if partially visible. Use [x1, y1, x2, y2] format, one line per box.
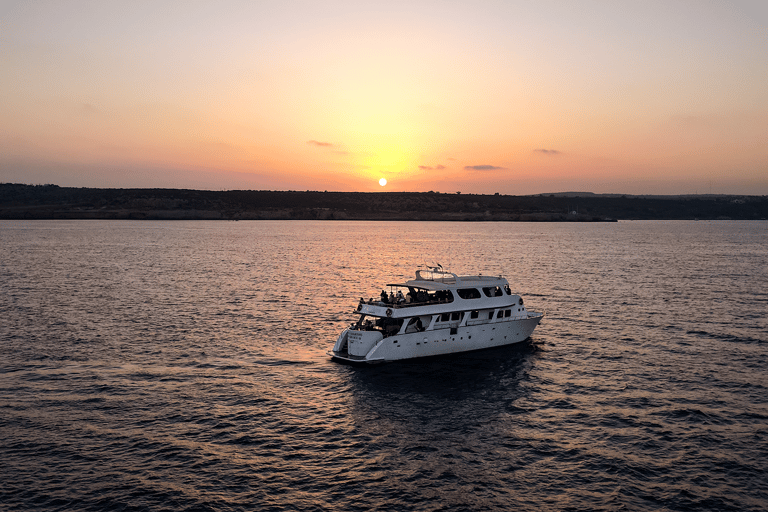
[330, 313, 542, 364]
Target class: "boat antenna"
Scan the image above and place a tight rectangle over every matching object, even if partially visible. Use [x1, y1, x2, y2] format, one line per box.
[427, 262, 442, 272]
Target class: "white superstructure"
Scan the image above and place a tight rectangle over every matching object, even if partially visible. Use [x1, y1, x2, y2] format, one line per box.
[330, 267, 543, 363]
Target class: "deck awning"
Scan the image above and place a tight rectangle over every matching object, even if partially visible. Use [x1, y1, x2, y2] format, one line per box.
[386, 281, 451, 290]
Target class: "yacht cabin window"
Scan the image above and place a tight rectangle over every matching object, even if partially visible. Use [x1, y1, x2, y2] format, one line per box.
[457, 288, 481, 299]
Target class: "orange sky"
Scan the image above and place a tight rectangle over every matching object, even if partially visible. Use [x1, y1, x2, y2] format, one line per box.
[2, 1, 767, 195]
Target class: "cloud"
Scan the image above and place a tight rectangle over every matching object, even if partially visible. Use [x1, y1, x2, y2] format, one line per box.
[534, 149, 562, 155]
[307, 140, 334, 147]
[80, 103, 98, 115]
[418, 164, 446, 171]
[464, 164, 505, 171]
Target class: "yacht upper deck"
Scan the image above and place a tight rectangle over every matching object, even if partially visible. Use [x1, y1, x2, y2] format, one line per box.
[359, 267, 518, 317]
[387, 268, 507, 291]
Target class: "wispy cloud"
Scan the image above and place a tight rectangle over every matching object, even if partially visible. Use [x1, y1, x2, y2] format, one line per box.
[534, 149, 562, 155]
[80, 102, 98, 115]
[418, 164, 446, 171]
[464, 164, 505, 171]
[307, 140, 334, 147]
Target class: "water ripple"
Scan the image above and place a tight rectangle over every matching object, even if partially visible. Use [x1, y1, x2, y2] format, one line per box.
[1, 220, 767, 511]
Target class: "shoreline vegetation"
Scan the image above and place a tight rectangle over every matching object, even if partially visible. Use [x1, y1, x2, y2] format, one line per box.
[2, 183, 767, 221]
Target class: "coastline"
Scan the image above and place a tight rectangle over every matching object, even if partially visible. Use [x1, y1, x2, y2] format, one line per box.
[2, 184, 766, 221]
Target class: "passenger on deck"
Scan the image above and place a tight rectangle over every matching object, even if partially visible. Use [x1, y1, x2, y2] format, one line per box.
[406, 317, 423, 333]
[380, 290, 388, 303]
[389, 291, 395, 304]
[385, 320, 400, 335]
[396, 290, 405, 304]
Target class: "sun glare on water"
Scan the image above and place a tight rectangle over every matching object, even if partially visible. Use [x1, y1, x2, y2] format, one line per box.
[379, 178, 387, 187]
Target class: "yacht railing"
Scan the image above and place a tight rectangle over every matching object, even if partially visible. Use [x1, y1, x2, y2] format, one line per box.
[359, 296, 453, 309]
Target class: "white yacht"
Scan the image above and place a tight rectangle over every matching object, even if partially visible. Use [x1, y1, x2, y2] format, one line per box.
[330, 267, 543, 363]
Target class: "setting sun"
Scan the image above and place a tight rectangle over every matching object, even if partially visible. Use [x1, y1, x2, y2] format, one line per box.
[379, 178, 387, 187]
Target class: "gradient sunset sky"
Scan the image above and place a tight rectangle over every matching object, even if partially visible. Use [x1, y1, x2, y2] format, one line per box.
[2, 1, 767, 195]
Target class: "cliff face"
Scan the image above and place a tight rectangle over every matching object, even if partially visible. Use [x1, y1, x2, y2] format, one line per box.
[1, 184, 766, 220]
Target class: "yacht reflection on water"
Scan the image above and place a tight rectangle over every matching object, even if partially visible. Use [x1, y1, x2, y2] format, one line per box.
[348, 341, 542, 395]
[341, 341, 544, 441]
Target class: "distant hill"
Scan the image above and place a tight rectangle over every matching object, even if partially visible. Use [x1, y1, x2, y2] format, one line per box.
[1, 183, 766, 221]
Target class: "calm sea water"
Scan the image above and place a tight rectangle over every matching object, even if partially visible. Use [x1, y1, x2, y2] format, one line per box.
[1, 220, 766, 511]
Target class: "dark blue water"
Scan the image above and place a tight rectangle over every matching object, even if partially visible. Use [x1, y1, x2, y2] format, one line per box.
[1, 220, 766, 511]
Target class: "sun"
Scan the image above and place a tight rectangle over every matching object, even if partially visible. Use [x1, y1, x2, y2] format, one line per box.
[379, 178, 387, 187]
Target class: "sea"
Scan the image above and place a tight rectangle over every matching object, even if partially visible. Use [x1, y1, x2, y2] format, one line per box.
[1, 220, 766, 512]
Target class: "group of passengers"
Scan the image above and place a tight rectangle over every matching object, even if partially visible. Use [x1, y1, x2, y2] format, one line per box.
[379, 290, 406, 305]
[359, 317, 401, 335]
[360, 288, 456, 307]
[368, 288, 453, 306]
